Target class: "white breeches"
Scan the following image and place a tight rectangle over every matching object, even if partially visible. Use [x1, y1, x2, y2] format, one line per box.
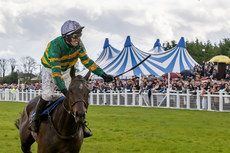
[41, 66, 71, 101]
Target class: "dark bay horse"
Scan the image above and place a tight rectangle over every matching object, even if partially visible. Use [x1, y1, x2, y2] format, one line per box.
[17, 69, 91, 153]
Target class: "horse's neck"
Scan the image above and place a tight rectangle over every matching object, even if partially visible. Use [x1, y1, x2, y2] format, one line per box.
[52, 99, 79, 136]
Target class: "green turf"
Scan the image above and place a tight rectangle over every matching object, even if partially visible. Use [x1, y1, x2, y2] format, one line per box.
[1, 101, 230, 153]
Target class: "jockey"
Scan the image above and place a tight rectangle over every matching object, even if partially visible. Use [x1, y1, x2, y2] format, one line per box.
[30, 20, 113, 137]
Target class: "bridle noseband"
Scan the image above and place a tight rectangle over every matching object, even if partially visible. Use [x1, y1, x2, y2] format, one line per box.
[71, 100, 88, 108]
[48, 99, 88, 139]
[63, 99, 87, 119]
[48, 77, 89, 139]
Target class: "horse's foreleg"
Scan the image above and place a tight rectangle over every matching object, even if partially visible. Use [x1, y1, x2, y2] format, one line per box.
[20, 124, 35, 153]
[19, 112, 35, 153]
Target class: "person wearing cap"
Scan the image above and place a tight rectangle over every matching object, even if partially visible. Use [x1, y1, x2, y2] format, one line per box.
[30, 20, 113, 137]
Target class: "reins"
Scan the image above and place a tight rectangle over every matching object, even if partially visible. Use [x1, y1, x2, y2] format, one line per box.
[47, 99, 86, 139]
[71, 100, 87, 108]
[48, 112, 80, 139]
[47, 77, 89, 139]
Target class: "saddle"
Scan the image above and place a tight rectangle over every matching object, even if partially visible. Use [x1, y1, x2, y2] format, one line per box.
[29, 97, 64, 123]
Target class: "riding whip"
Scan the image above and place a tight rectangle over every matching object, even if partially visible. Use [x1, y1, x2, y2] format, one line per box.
[114, 54, 151, 78]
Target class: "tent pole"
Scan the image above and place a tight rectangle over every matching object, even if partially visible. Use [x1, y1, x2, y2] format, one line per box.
[168, 73, 170, 89]
[167, 73, 170, 108]
[139, 74, 141, 87]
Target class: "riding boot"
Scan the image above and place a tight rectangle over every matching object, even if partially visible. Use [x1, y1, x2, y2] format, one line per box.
[30, 97, 47, 132]
[83, 121, 93, 138]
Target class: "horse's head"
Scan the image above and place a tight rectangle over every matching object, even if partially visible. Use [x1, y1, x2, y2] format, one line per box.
[66, 67, 91, 124]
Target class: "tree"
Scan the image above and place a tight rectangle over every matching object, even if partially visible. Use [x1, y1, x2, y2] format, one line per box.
[163, 41, 172, 50]
[163, 40, 177, 51]
[20, 56, 37, 80]
[8, 58, 17, 73]
[0, 58, 8, 77]
[218, 38, 230, 57]
[0, 72, 18, 84]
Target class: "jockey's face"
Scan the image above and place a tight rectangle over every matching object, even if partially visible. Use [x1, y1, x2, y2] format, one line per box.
[70, 37, 80, 47]
[67, 32, 82, 47]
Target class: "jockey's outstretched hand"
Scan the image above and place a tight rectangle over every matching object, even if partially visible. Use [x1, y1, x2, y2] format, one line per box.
[102, 73, 114, 82]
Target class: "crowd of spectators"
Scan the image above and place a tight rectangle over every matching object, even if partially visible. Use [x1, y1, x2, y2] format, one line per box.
[0, 82, 42, 91]
[88, 62, 230, 94]
[1, 62, 230, 95]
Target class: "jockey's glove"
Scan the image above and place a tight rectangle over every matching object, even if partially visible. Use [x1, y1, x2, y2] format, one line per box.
[61, 88, 68, 97]
[102, 73, 114, 82]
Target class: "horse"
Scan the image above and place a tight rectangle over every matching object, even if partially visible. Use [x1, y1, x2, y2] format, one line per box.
[16, 68, 91, 153]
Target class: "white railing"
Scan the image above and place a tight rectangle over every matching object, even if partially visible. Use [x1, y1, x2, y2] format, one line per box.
[89, 89, 230, 111]
[1, 89, 230, 112]
[0, 89, 60, 102]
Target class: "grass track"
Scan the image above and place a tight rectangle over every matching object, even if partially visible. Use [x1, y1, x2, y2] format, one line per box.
[1, 101, 230, 153]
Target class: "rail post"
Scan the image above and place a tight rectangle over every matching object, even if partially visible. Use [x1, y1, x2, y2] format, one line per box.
[219, 90, 223, 111]
[125, 89, 128, 106]
[89, 91, 93, 105]
[207, 92, 211, 111]
[176, 91, 180, 108]
[16, 89, 19, 101]
[132, 90, 135, 106]
[103, 91, 106, 105]
[5, 89, 9, 101]
[196, 90, 201, 110]
[110, 90, 114, 105]
[166, 88, 170, 108]
[186, 89, 190, 109]
[96, 90, 99, 105]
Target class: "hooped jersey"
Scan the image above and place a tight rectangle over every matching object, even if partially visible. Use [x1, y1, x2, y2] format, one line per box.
[41, 36, 104, 91]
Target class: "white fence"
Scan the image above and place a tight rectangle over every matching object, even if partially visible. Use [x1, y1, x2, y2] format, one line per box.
[1, 89, 230, 112]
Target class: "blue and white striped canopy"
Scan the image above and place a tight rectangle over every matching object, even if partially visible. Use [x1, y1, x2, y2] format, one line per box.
[95, 38, 120, 65]
[146, 37, 199, 75]
[100, 36, 198, 77]
[79, 36, 198, 78]
[148, 39, 164, 54]
[100, 36, 163, 76]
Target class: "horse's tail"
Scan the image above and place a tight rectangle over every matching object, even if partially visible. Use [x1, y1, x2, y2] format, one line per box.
[14, 118, 20, 129]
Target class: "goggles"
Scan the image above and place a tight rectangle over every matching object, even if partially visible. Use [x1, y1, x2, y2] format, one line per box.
[69, 32, 82, 39]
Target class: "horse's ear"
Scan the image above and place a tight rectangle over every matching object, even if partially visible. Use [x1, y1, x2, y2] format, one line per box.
[70, 66, 76, 79]
[84, 71, 91, 81]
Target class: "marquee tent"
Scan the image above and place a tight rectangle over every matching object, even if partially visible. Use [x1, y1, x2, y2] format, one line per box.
[99, 36, 164, 76]
[79, 36, 198, 78]
[148, 39, 164, 54]
[146, 37, 199, 75]
[95, 38, 120, 65]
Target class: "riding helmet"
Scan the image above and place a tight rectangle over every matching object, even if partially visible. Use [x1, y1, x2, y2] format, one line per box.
[61, 20, 84, 36]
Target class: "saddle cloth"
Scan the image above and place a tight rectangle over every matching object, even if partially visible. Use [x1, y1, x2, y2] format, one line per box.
[29, 96, 64, 122]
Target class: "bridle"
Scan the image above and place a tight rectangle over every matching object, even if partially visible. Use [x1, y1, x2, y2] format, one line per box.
[48, 78, 89, 139]
[63, 99, 88, 119]
[71, 100, 88, 108]
[48, 99, 88, 139]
